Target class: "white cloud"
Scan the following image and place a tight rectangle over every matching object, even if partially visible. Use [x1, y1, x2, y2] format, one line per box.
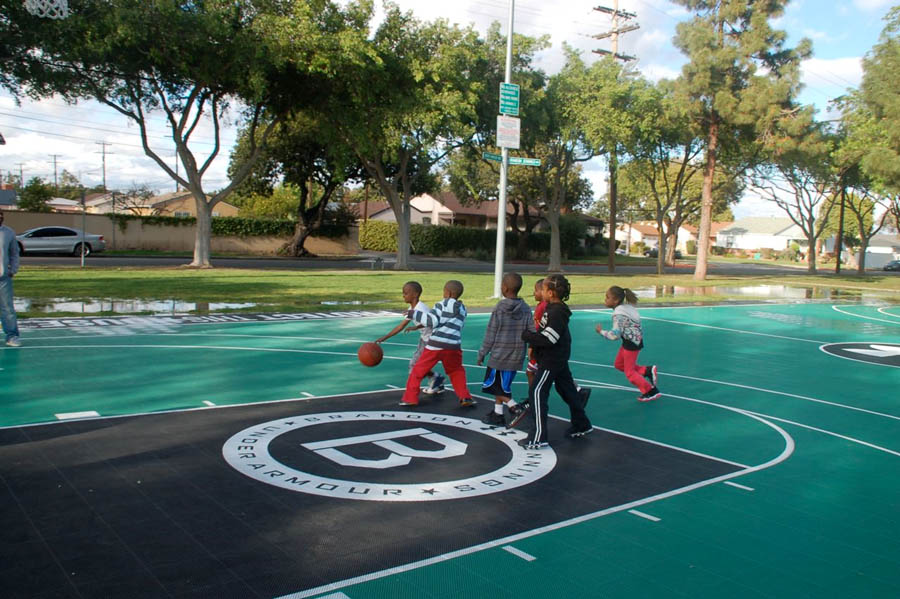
[853, 0, 894, 11]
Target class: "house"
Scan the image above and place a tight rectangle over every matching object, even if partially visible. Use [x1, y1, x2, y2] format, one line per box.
[849, 234, 900, 269]
[359, 192, 544, 229]
[611, 220, 733, 253]
[716, 217, 804, 251]
[0, 188, 16, 207]
[146, 191, 239, 217]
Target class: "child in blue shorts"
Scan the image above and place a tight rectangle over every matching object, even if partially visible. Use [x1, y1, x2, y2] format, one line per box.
[476, 272, 534, 426]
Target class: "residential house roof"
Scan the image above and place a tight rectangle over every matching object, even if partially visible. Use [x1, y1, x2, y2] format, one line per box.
[681, 221, 734, 236]
[868, 234, 900, 249]
[719, 217, 796, 236]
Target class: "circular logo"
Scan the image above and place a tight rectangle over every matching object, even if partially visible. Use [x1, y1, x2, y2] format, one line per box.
[820, 342, 900, 368]
[222, 411, 557, 502]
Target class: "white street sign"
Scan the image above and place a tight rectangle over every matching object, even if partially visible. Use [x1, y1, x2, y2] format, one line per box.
[497, 115, 520, 149]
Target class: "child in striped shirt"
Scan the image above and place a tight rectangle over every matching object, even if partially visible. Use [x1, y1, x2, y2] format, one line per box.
[400, 280, 475, 408]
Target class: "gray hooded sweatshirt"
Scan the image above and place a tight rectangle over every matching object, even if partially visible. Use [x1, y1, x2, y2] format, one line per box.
[477, 297, 535, 371]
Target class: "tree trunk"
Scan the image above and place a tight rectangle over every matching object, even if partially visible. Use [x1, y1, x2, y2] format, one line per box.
[284, 224, 314, 257]
[547, 209, 562, 272]
[806, 233, 817, 274]
[191, 194, 213, 268]
[395, 198, 411, 270]
[694, 117, 719, 281]
[607, 152, 618, 273]
[857, 241, 868, 273]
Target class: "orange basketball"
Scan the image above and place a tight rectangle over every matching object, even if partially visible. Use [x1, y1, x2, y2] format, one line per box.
[358, 342, 384, 367]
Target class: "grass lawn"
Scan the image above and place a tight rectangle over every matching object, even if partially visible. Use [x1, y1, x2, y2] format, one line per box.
[12, 265, 900, 318]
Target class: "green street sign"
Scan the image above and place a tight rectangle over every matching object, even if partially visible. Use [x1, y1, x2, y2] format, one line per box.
[482, 151, 502, 162]
[499, 82, 520, 116]
[509, 157, 541, 166]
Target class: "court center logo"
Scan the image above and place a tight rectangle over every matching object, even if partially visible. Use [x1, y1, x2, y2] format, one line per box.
[820, 342, 900, 368]
[222, 411, 557, 502]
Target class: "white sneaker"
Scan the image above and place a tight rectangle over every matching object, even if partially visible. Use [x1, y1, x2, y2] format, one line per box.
[422, 373, 445, 395]
[5, 336, 21, 347]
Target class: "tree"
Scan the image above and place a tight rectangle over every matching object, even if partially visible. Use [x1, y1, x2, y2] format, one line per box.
[114, 184, 156, 216]
[446, 24, 551, 260]
[859, 7, 900, 192]
[228, 111, 366, 255]
[569, 55, 657, 272]
[18, 177, 53, 212]
[751, 110, 836, 273]
[0, 0, 373, 267]
[333, 6, 483, 269]
[671, 0, 810, 279]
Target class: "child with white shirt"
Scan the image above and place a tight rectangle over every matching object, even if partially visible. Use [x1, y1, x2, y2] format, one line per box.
[596, 286, 660, 401]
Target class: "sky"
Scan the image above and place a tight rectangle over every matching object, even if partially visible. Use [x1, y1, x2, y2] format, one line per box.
[0, 0, 895, 219]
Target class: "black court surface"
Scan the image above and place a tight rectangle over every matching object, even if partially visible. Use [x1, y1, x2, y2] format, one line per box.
[1, 302, 899, 598]
[0, 391, 741, 599]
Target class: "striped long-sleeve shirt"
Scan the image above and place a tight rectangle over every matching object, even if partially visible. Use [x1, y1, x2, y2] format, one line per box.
[408, 297, 467, 350]
[599, 303, 644, 350]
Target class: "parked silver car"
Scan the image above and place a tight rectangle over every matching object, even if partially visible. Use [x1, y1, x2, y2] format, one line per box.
[16, 226, 106, 256]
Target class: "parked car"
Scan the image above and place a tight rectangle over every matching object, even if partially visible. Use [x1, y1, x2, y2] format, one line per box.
[883, 260, 900, 271]
[643, 247, 682, 259]
[16, 226, 106, 256]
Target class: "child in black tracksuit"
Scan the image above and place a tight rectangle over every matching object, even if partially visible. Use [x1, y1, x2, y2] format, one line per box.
[519, 274, 592, 449]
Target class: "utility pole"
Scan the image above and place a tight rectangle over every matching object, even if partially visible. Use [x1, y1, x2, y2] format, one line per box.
[593, 1, 639, 273]
[95, 141, 113, 191]
[592, 2, 639, 62]
[49, 154, 61, 189]
[15, 163, 24, 189]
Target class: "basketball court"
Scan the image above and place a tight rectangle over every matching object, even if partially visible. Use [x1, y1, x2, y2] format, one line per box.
[1, 301, 898, 598]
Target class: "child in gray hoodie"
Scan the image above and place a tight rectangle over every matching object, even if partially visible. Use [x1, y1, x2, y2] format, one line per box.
[476, 272, 535, 426]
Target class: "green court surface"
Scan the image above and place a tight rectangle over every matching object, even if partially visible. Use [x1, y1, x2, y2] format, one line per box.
[2, 301, 899, 598]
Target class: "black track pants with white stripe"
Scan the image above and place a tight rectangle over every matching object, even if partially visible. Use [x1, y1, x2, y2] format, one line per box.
[525, 366, 591, 444]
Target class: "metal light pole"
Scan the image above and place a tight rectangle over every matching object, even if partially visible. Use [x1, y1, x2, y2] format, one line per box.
[80, 188, 86, 268]
[493, 0, 514, 298]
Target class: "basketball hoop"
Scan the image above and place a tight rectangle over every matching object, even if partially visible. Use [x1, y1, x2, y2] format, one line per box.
[24, 0, 69, 19]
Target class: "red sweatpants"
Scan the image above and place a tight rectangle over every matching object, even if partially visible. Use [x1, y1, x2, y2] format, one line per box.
[614, 346, 652, 393]
[402, 348, 472, 405]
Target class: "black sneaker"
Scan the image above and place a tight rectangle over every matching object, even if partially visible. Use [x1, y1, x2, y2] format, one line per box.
[644, 365, 658, 388]
[638, 387, 661, 402]
[481, 410, 505, 426]
[517, 438, 548, 450]
[565, 424, 594, 438]
[577, 387, 592, 409]
[507, 401, 531, 429]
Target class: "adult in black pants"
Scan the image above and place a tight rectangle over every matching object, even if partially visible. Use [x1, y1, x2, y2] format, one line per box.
[519, 274, 591, 449]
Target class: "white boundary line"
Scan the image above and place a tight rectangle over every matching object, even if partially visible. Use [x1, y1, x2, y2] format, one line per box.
[832, 305, 900, 326]
[276, 408, 795, 599]
[502, 545, 537, 562]
[724, 481, 754, 491]
[877, 306, 900, 318]
[628, 510, 660, 522]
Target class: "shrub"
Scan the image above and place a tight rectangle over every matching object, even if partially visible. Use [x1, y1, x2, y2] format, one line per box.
[686, 239, 697, 255]
[359, 220, 398, 251]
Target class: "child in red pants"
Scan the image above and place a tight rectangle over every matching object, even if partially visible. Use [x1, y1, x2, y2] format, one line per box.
[596, 286, 661, 401]
[400, 280, 475, 408]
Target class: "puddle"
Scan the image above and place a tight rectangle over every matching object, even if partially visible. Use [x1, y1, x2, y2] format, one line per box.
[320, 300, 391, 306]
[633, 285, 872, 301]
[14, 298, 261, 314]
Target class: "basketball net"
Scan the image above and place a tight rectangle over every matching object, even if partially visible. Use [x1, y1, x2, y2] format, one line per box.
[24, 0, 69, 19]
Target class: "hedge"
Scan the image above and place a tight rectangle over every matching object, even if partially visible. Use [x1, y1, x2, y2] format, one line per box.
[107, 214, 350, 239]
[359, 221, 553, 256]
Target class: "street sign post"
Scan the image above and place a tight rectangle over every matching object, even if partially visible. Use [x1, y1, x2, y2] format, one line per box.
[499, 82, 520, 116]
